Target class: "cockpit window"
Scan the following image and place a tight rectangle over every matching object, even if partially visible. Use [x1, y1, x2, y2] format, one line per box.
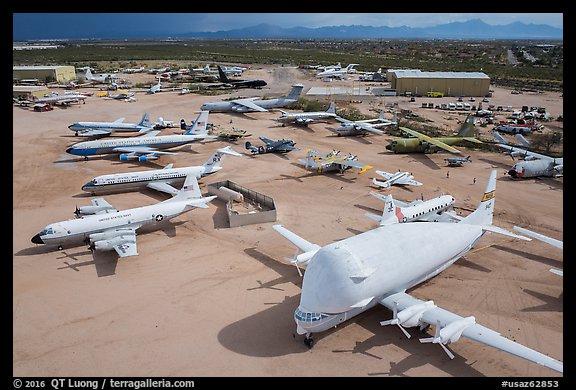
[40, 227, 54, 235]
[294, 308, 329, 323]
[92, 179, 97, 184]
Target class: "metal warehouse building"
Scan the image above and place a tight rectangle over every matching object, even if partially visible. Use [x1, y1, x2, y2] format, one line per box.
[389, 70, 490, 97]
[13, 66, 76, 83]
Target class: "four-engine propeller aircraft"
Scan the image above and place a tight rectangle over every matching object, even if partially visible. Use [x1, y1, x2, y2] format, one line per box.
[200, 84, 304, 113]
[68, 113, 153, 137]
[271, 170, 562, 373]
[332, 111, 397, 136]
[371, 170, 423, 189]
[298, 149, 373, 174]
[31, 174, 216, 257]
[495, 144, 563, 178]
[386, 114, 482, 154]
[365, 191, 455, 224]
[81, 146, 241, 196]
[245, 137, 297, 154]
[273, 102, 337, 126]
[66, 111, 216, 162]
[209, 127, 251, 141]
[214, 65, 267, 89]
[29, 93, 88, 106]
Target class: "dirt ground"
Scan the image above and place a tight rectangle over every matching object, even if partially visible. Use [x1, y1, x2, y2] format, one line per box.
[13, 64, 563, 377]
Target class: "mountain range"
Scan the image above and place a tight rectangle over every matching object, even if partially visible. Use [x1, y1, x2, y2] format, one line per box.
[178, 19, 562, 40]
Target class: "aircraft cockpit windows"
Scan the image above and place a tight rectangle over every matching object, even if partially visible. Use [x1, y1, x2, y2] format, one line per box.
[295, 308, 329, 323]
[40, 227, 54, 235]
[92, 179, 97, 184]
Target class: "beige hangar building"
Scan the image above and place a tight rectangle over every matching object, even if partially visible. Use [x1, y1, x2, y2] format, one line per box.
[388, 69, 490, 97]
[13, 65, 76, 83]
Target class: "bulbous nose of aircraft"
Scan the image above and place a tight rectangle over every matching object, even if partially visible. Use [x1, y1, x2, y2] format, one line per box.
[31, 233, 44, 244]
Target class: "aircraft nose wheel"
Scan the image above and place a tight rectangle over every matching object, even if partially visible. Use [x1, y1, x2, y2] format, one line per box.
[304, 335, 314, 349]
[57, 245, 63, 251]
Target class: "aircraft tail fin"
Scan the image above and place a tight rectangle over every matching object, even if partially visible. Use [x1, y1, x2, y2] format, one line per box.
[217, 65, 229, 83]
[460, 170, 496, 226]
[369, 192, 405, 226]
[202, 146, 242, 174]
[326, 102, 336, 114]
[457, 114, 477, 137]
[85, 68, 93, 80]
[139, 113, 151, 127]
[185, 111, 210, 135]
[165, 173, 216, 209]
[286, 84, 304, 101]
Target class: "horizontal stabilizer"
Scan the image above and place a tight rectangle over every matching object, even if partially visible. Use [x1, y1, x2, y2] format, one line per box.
[480, 225, 531, 241]
[273, 224, 321, 253]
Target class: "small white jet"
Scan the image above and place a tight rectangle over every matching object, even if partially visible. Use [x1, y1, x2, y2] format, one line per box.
[66, 111, 217, 162]
[273, 102, 337, 126]
[496, 144, 563, 178]
[372, 171, 423, 189]
[316, 64, 358, 79]
[332, 112, 397, 136]
[68, 113, 153, 137]
[81, 146, 241, 196]
[31, 174, 216, 257]
[147, 80, 162, 94]
[270, 170, 563, 374]
[153, 117, 175, 129]
[123, 65, 145, 74]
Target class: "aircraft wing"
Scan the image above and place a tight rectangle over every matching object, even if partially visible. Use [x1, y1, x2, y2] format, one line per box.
[113, 117, 125, 123]
[375, 171, 394, 180]
[354, 122, 385, 135]
[137, 130, 161, 138]
[378, 291, 563, 373]
[272, 224, 321, 253]
[400, 127, 462, 154]
[77, 128, 112, 137]
[146, 182, 180, 196]
[112, 146, 177, 156]
[231, 99, 268, 112]
[496, 144, 554, 161]
[338, 159, 373, 172]
[112, 229, 138, 258]
[275, 143, 297, 152]
[398, 178, 423, 186]
[91, 198, 117, 213]
[259, 136, 275, 145]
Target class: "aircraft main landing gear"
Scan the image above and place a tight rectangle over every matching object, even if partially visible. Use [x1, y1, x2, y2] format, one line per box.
[57, 245, 63, 251]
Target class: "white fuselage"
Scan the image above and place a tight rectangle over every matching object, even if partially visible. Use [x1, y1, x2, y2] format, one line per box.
[397, 195, 455, 222]
[68, 121, 149, 133]
[509, 159, 563, 178]
[66, 134, 204, 157]
[276, 112, 336, 124]
[33, 200, 194, 248]
[201, 98, 297, 113]
[294, 223, 483, 335]
[82, 166, 209, 195]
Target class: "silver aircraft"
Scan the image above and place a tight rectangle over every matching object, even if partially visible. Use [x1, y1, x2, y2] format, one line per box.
[200, 84, 304, 113]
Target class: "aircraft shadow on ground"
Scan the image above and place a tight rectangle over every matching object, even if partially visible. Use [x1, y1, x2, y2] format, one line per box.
[219, 247, 484, 375]
[453, 257, 492, 273]
[326, 132, 373, 144]
[55, 249, 118, 277]
[333, 306, 486, 377]
[492, 245, 563, 269]
[210, 199, 231, 229]
[521, 289, 563, 312]
[353, 203, 382, 215]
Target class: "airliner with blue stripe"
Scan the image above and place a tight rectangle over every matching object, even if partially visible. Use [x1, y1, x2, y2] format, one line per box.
[66, 111, 216, 162]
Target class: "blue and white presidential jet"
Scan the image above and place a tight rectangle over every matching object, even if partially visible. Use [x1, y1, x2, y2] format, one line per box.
[81, 146, 241, 196]
[66, 111, 216, 162]
[271, 170, 562, 373]
[31, 174, 216, 257]
[68, 113, 153, 137]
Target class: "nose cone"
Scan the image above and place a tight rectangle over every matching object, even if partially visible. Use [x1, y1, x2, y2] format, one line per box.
[385, 143, 393, 151]
[81, 182, 94, 192]
[31, 233, 44, 244]
[68, 123, 79, 130]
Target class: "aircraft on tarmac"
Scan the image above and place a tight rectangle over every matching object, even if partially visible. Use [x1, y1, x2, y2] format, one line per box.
[29, 93, 89, 106]
[122, 65, 145, 74]
[386, 114, 482, 154]
[210, 127, 251, 141]
[495, 144, 563, 178]
[81, 146, 241, 196]
[66, 111, 217, 162]
[245, 137, 297, 154]
[147, 80, 162, 94]
[68, 113, 153, 137]
[214, 65, 267, 89]
[99, 90, 136, 101]
[315, 64, 358, 79]
[444, 156, 471, 167]
[332, 112, 397, 136]
[199, 64, 244, 76]
[147, 64, 170, 74]
[31, 174, 216, 258]
[273, 102, 338, 126]
[492, 131, 530, 147]
[200, 84, 304, 113]
[270, 170, 562, 374]
[365, 191, 455, 225]
[85, 68, 117, 84]
[298, 149, 373, 174]
[371, 170, 423, 189]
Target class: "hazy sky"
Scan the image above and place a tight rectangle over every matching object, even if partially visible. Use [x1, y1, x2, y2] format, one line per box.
[13, 13, 563, 39]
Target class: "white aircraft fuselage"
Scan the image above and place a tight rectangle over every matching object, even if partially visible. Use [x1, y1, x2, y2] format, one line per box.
[66, 134, 207, 157]
[509, 159, 563, 178]
[275, 112, 336, 125]
[201, 97, 297, 113]
[31, 200, 197, 248]
[82, 166, 210, 195]
[68, 121, 150, 134]
[294, 223, 482, 335]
